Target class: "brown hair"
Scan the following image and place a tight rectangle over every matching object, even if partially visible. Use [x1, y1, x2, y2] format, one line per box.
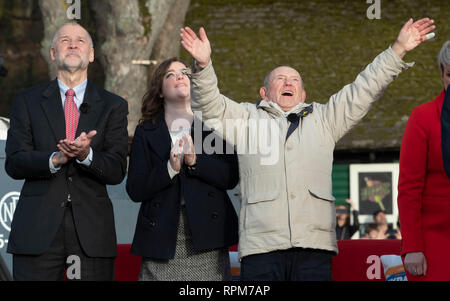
[140, 57, 189, 124]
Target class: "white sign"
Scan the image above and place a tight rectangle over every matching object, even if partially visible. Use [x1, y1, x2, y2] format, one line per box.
[0, 191, 19, 232]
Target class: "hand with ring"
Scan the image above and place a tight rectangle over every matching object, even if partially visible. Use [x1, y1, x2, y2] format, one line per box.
[169, 138, 183, 172]
[404, 252, 427, 276]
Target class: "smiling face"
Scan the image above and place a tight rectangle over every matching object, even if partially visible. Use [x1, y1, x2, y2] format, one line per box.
[50, 23, 94, 72]
[162, 61, 191, 102]
[260, 66, 306, 112]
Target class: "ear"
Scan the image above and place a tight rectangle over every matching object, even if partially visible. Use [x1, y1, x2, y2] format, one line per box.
[89, 48, 95, 63]
[50, 47, 56, 62]
[301, 90, 306, 103]
[259, 86, 267, 100]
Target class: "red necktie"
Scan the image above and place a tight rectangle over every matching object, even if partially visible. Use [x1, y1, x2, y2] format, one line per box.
[64, 89, 79, 141]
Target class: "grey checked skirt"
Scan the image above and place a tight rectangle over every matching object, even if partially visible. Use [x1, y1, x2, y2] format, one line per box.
[139, 206, 232, 281]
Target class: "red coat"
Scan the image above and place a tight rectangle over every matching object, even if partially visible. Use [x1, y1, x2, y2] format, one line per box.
[398, 90, 450, 281]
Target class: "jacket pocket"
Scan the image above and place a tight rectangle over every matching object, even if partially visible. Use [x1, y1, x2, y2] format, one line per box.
[242, 173, 282, 234]
[308, 188, 335, 202]
[247, 190, 279, 204]
[307, 187, 336, 232]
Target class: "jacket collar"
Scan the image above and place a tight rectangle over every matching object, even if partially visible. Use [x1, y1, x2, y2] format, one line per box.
[41, 79, 65, 142]
[75, 80, 103, 138]
[41, 79, 103, 143]
[436, 89, 446, 119]
[257, 99, 311, 117]
[141, 115, 172, 161]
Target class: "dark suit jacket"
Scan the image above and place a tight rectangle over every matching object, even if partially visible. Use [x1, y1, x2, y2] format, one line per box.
[5, 79, 128, 257]
[126, 116, 239, 259]
[441, 85, 450, 177]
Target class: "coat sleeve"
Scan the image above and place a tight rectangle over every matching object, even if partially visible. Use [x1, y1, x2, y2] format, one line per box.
[397, 106, 427, 255]
[441, 86, 450, 177]
[185, 151, 239, 191]
[5, 92, 53, 180]
[78, 99, 129, 185]
[318, 47, 414, 143]
[190, 60, 250, 146]
[126, 126, 175, 203]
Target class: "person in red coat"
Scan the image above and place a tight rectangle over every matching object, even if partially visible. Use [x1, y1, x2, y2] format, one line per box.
[398, 40, 450, 280]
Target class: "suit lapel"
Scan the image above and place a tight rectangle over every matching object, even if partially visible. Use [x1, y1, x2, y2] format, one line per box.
[75, 81, 104, 137]
[143, 116, 171, 161]
[41, 79, 66, 143]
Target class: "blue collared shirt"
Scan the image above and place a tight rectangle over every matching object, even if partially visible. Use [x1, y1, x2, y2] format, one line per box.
[58, 78, 87, 113]
[49, 78, 93, 173]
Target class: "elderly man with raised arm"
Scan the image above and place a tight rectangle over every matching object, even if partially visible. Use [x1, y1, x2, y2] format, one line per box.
[180, 18, 435, 281]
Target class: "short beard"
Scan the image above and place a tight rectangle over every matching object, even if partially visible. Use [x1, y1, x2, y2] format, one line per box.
[62, 61, 83, 72]
[55, 53, 87, 73]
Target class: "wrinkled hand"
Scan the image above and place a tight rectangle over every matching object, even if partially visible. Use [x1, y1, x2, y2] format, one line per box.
[392, 18, 435, 58]
[180, 27, 211, 68]
[404, 252, 427, 277]
[182, 133, 197, 166]
[58, 130, 97, 161]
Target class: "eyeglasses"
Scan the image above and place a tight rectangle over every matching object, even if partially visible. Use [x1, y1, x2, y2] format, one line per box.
[165, 68, 192, 79]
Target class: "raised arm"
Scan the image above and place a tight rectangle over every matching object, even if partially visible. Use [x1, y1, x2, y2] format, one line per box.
[319, 18, 436, 142]
[181, 27, 249, 145]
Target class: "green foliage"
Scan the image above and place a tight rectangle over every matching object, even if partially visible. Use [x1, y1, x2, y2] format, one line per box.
[139, 0, 152, 36]
[182, 0, 450, 149]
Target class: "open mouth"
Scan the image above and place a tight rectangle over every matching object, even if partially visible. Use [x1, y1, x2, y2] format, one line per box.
[281, 91, 294, 96]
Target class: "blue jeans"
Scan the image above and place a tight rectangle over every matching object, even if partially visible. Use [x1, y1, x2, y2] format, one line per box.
[240, 247, 333, 281]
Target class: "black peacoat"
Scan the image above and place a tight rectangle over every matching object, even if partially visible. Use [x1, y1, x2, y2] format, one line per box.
[126, 116, 239, 259]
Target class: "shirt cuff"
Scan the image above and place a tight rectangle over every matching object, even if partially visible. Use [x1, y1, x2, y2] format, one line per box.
[49, 152, 61, 174]
[167, 160, 179, 179]
[76, 147, 93, 166]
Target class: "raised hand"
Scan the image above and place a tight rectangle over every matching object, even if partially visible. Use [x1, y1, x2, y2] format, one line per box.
[392, 18, 436, 58]
[180, 27, 211, 68]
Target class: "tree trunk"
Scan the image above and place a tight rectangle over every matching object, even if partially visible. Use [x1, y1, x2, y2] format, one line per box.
[90, 0, 183, 137]
[147, 0, 191, 82]
[38, 0, 69, 79]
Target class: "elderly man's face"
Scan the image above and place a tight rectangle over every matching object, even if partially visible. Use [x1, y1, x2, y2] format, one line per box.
[260, 66, 306, 112]
[50, 24, 94, 72]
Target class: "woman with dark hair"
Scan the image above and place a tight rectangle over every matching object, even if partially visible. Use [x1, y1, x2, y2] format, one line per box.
[126, 58, 239, 281]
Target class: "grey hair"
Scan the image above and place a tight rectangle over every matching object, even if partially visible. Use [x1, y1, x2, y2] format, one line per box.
[51, 22, 94, 49]
[438, 40, 450, 73]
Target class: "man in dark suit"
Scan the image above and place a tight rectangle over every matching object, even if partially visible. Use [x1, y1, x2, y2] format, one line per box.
[5, 22, 128, 280]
